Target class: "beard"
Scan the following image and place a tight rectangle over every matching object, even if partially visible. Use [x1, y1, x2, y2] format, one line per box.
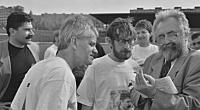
[113, 45, 132, 61]
[159, 42, 183, 61]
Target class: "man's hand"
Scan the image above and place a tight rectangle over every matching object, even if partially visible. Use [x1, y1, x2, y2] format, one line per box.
[135, 68, 156, 98]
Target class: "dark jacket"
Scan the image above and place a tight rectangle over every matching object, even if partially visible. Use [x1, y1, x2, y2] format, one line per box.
[138, 50, 200, 110]
[0, 40, 40, 100]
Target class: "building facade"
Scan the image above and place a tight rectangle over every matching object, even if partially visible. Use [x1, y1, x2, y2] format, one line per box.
[90, 6, 200, 32]
[130, 6, 200, 32]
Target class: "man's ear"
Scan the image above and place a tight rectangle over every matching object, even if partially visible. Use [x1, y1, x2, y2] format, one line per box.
[105, 37, 113, 49]
[9, 28, 16, 36]
[71, 37, 78, 50]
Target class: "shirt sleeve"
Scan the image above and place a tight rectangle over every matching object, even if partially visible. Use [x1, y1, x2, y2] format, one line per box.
[36, 67, 77, 110]
[77, 65, 96, 107]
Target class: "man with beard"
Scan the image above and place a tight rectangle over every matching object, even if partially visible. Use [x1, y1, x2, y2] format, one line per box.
[0, 12, 39, 109]
[133, 9, 200, 110]
[77, 18, 138, 110]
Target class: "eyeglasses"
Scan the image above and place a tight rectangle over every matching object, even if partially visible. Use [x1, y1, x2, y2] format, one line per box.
[155, 31, 179, 44]
[115, 38, 134, 46]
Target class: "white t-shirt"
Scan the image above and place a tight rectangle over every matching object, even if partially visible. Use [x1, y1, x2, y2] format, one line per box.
[11, 57, 77, 110]
[131, 44, 158, 65]
[44, 44, 58, 59]
[77, 55, 139, 110]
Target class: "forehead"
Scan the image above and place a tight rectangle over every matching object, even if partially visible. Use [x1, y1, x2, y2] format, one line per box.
[79, 31, 97, 43]
[156, 17, 180, 35]
[20, 22, 33, 28]
[81, 29, 97, 39]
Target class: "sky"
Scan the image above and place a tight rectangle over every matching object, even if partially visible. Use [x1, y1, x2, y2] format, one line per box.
[1, 0, 200, 15]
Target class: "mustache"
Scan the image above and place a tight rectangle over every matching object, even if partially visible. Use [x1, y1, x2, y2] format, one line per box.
[121, 48, 131, 53]
[137, 36, 146, 40]
[160, 42, 177, 50]
[25, 35, 33, 39]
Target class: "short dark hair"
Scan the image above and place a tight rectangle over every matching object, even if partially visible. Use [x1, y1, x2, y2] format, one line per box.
[191, 32, 200, 40]
[107, 17, 136, 41]
[135, 19, 152, 33]
[6, 11, 33, 36]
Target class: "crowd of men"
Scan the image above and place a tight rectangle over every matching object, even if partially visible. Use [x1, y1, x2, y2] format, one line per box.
[0, 9, 200, 110]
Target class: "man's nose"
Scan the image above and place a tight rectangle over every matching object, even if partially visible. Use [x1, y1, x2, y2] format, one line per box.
[93, 46, 98, 55]
[124, 41, 131, 48]
[30, 29, 35, 36]
[137, 34, 143, 39]
[123, 43, 132, 51]
[163, 36, 173, 44]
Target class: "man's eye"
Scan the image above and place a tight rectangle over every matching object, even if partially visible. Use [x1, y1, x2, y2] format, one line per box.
[142, 31, 147, 34]
[89, 42, 96, 47]
[168, 33, 178, 38]
[158, 35, 165, 39]
[24, 28, 32, 31]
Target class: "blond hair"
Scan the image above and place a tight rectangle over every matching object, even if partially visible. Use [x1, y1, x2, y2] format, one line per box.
[152, 9, 190, 41]
[58, 14, 98, 50]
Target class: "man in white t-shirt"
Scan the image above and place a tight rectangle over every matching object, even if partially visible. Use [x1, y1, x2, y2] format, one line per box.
[132, 20, 158, 66]
[77, 18, 140, 110]
[43, 30, 59, 59]
[11, 15, 98, 110]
